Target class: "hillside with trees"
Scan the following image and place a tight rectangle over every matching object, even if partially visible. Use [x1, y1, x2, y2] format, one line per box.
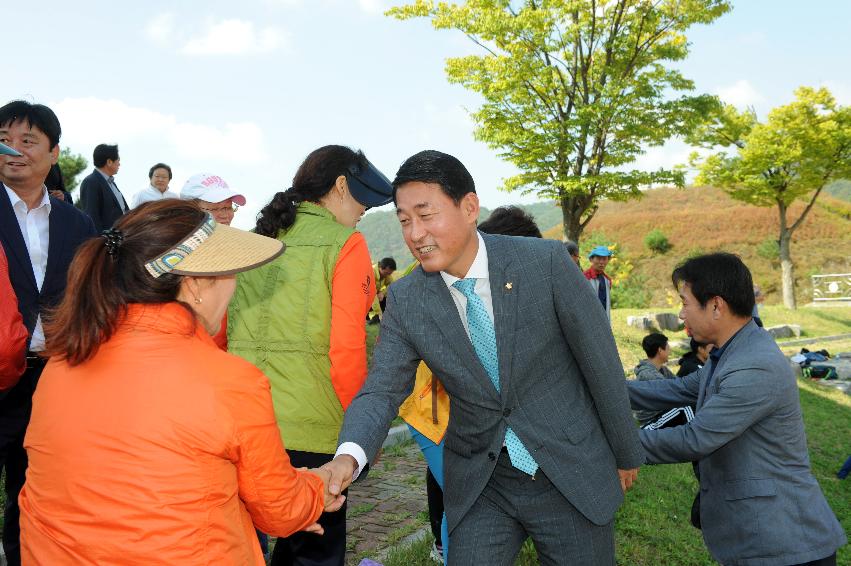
[544, 186, 851, 306]
[360, 186, 851, 307]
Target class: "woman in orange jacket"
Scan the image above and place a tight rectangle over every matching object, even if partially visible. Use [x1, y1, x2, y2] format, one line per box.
[20, 201, 341, 565]
[0, 244, 27, 391]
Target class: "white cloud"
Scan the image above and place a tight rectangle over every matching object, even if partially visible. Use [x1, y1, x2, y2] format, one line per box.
[358, 0, 386, 14]
[170, 122, 267, 162]
[52, 97, 268, 164]
[713, 79, 765, 108]
[181, 19, 287, 55]
[632, 142, 693, 174]
[144, 13, 175, 46]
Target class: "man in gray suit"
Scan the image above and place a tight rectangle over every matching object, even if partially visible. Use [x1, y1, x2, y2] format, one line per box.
[323, 150, 643, 565]
[629, 253, 846, 566]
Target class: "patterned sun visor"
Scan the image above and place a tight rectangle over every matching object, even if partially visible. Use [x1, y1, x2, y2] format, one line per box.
[144, 214, 217, 278]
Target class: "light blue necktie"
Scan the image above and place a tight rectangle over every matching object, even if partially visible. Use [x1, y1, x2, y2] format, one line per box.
[452, 278, 538, 476]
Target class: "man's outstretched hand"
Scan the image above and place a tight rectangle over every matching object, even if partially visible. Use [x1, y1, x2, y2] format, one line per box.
[618, 468, 639, 493]
[304, 467, 347, 513]
[321, 454, 358, 498]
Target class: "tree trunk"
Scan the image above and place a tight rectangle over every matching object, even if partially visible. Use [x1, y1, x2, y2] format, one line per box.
[777, 203, 797, 309]
[559, 194, 595, 242]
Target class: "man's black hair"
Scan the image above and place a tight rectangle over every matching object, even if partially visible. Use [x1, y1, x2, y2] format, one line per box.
[93, 144, 119, 168]
[478, 206, 542, 238]
[0, 100, 62, 149]
[148, 162, 172, 180]
[378, 257, 397, 270]
[564, 241, 579, 257]
[392, 150, 475, 204]
[641, 333, 669, 359]
[672, 252, 755, 318]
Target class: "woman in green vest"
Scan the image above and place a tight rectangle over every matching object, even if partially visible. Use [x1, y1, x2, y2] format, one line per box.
[228, 145, 393, 566]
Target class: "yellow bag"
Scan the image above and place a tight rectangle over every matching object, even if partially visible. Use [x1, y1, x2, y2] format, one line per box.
[398, 362, 450, 445]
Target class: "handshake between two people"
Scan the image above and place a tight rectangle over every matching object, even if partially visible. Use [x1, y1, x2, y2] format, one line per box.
[298, 455, 359, 535]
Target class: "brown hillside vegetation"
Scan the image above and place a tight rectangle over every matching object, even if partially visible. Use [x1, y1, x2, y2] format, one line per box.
[544, 186, 851, 306]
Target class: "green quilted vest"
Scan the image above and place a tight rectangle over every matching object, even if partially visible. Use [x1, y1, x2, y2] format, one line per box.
[228, 202, 355, 454]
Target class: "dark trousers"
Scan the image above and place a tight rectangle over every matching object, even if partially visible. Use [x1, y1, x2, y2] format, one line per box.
[0, 360, 44, 566]
[449, 449, 614, 566]
[838, 455, 851, 479]
[271, 450, 347, 566]
[789, 553, 836, 566]
[426, 467, 444, 546]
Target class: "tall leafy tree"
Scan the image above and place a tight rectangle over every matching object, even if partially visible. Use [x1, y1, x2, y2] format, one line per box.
[57, 148, 88, 193]
[691, 87, 851, 309]
[388, 0, 729, 240]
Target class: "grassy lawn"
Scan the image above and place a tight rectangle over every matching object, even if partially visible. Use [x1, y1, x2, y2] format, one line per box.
[383, 378, 851, 566]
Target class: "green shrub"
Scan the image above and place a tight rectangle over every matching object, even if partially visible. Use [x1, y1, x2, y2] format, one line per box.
[612, 272, 651, 308]
[644, 229, 672, 254]
[756, 238, 780, 260]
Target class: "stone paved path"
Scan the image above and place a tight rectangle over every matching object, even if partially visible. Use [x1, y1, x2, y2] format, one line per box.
[343, 441, 430, 565]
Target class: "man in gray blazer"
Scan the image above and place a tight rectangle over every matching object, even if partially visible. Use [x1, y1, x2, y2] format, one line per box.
[323, 150, 643, 565]
[629, 253, 846, 566]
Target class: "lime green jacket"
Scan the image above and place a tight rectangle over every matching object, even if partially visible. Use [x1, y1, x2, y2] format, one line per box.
[228, 202, 355, 454]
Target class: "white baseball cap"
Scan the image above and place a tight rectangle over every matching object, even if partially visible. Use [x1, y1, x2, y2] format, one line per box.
[180, 173, 246, 206]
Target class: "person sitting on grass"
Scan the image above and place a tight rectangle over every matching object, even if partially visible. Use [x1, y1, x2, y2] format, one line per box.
[633, 333, 677, 426]
[676, 337, 714, 377]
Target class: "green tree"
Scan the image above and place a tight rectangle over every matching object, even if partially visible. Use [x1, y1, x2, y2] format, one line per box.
[387, 0, 729, 241]
[691, 87, 851, 309]
[57, 148, 88, 193]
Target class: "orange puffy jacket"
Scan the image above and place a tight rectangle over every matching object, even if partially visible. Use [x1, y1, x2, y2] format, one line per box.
[0, 246, 27, 389]
[20, 303, 325, 565]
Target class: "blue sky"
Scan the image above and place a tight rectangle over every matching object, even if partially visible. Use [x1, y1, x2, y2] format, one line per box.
[4, 0, 850, 228]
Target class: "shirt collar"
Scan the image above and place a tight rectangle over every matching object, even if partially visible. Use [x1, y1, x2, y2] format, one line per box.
[3, 183, 51, 212]
[97, 168, 112, 182]
[440, 231, 488, 289]
[709, 320, 751, 364]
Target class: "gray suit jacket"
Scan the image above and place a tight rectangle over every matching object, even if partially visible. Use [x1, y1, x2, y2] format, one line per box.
[339, 233, 643, 533]
[629, 321, 846, 565]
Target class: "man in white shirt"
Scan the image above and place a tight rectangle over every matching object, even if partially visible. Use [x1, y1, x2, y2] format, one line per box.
[323, 150, 642, 565]
[131, 162, 178, 208]
[0, 100, 95, 566]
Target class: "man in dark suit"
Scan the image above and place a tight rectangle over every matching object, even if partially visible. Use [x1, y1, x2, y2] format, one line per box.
[324, 150, 643, 565]
[629, 253, 846, 566]
[0, 101, 96, 566]
[79, 143, 128, 231]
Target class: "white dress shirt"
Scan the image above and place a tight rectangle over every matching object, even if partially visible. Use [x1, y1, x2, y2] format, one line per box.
[131, 185, 179, 208]
[336, 232, 491, 478]
[4, 184, 51, 351]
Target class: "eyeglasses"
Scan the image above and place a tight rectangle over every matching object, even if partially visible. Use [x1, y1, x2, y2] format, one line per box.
[198, 203, 239, 214]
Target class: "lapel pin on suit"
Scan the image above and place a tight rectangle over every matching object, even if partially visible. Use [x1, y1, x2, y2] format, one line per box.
[505, 282, 513, 290]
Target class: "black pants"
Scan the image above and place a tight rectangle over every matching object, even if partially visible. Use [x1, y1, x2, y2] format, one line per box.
[426, 467, 444, 546]
[0, 359, 44, 566]
[271, 450, 347, 566]
[790, 553, 836, 566]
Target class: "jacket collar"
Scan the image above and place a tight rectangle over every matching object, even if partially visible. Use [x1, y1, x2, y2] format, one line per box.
[119, 302, 215, 346]
[297, 201, 337, 223]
